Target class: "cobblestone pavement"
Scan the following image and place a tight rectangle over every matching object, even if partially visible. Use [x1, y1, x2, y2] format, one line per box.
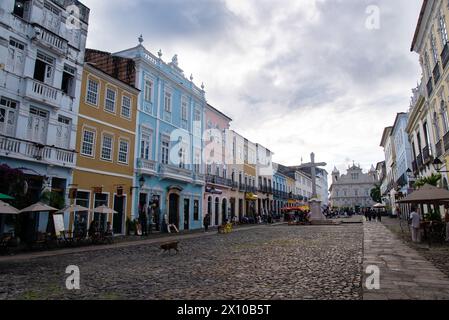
[382, 218, 449, 279]
[0, 224, 363, 300]
[363, 221, 449, 300]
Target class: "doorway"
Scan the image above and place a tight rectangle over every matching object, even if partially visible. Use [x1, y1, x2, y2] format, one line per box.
[214, 198, 219, 226]
[113, 195, 125, 234]
[169, 193, 179, 228]
[183, 198, 190, 230]
[222, 198, 227, 224]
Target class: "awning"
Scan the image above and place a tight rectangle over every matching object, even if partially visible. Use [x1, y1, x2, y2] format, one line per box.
[397, 184, 449, 204]
[245, 193, 258, 201]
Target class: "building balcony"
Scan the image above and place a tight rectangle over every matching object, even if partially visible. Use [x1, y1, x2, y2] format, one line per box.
[192, 173, 205, 185]
[416, 154, 423, 170]
[205, 174, 229, 187]
[412, 160, 418, 175]
[0, 134, 76, 168]
[444, 131, 449, 153]
[159, 164, 193, 182]
[427, 77, 434, 98]
[442, 43, 449, 69]
[436, 139, 443, 158]
[136, 158, 157, 176]
[433, 62, 441, 84]
[24, 78, 62, 109]
[422, 145, 432, 165]
[31, 26, 68, 56]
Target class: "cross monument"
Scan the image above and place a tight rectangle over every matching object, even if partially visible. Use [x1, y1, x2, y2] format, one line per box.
[298, 152, 327, 221]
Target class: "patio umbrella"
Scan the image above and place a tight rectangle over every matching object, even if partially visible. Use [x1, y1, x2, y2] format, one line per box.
[397, 184, 449, 204]
[0, 193, 14, 200]
[19, 202, 58, 213]
[56, 204, 91, 214]
[373, 203, 386, 208]
[93, 205, 117, 214]
[0, 200, 19, 214]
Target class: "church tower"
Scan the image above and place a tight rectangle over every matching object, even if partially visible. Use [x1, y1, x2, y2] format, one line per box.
[332, 166, 340, 183]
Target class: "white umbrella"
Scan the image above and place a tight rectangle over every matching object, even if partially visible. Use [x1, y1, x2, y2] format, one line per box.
[93, 205, 117, 214]
[0, 200, 19, 215]
[56, 204, 91, 214]
[373, 203, 386, 208]
[19, 202, 58, 213]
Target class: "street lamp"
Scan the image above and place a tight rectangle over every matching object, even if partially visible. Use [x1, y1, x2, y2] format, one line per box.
[432, 158, 449, 172]
[139, 176, 145, 188]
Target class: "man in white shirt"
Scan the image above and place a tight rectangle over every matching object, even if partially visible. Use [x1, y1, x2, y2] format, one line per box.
[409, 207, 421, 243]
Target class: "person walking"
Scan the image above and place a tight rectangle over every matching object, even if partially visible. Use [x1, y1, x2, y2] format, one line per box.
[368, 210, 372, 222]
[138, 204, 148, 236]
[377, 210, 382, 222]
[203, 213, 211, 232]
[410, 206, 421, 243]
[444, 204, 449, 243]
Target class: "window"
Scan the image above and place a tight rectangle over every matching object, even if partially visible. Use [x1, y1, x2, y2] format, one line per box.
[194, 149, 201, 173]
[81, 128, 95, 157]
[161, 139, 169, 165]
[86, 79, 99, 105]
[34, 51, 54, 85]
[101, 134, 113, 161]
[178, 146, 186, 169]
[144, 80, 153, 102]
[61, 64, 76, 97]
[164, 91, 172, 122]
[423, 122, 432, 155]
[440, 12, 448, 46]
[121, 96, 131, 118]
[75, 191, 90, 208]
[7, 38, 25, 75]
[118, 139, 129, 164]
[0, 97, 18, 136]
[56, 115, 71, 149]
[140, 128, 152, 160]
[27, 107, 48, 144]
[181, 97, 188, 130]
[194, 109, 201, 121]
[13, 0, 27, 18]
[105, 88, 116, 113]
[194, 200, 199, 220]
[431, 34, 439, 65]
[442, 103, 449, 133]
[164, 91, 172, 113]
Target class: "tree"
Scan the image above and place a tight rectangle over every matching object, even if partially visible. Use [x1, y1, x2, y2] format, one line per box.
[370, 184, 381, 203]
[414, 173, 441, 188]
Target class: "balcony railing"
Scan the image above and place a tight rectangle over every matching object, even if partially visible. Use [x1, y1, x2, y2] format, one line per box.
[442, 43, 449, 69]
[159, 164, 192, 181]
[137, 158, 157, 175]
[416, 154, 423, 170]
[436, 139, 443, 158]
[0, 135, 76, 167]
[433, 62, 441, 84]
[33, 27, 68, 56]
[444, 131, 449, 153]
[25, 78, 61, 108]
[427, 77, 434, 97]
[412, 160, 418, 174]
[422, 146, 432, 164]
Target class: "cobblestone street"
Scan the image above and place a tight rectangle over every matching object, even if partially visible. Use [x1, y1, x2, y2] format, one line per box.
[0, 224, 363, 300]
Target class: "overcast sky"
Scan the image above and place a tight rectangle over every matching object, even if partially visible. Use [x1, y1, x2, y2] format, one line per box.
[82, 0, 423, 177]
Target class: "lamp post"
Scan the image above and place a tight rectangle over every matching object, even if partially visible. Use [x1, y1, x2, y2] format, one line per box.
[432, 158, 449, 173]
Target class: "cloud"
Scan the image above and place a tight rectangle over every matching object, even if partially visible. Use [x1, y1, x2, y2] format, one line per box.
[82, 0, 423, 182]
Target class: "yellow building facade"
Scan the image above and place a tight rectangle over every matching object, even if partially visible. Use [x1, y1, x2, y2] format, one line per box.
[71, 63, 139, 235]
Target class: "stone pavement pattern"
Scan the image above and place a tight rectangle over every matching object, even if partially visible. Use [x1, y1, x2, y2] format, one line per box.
[363, 221, 449, 300]
[0, 225, 363, 300]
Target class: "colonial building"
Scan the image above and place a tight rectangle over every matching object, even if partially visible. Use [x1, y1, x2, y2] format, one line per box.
[256, 143, 274, 215]
[409, 0, 448, 184]
[272, 163, 289, 215]
[204, 103, 233, 226]
[329, 164, 377, 210]
[380, 126, 396, 208]
[70, 52, 139, 235]
[0, 0, 89, 207]
[114, 38, 206, 231]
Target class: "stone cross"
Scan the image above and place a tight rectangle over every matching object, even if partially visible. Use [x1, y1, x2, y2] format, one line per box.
[299, 152, 326, 199]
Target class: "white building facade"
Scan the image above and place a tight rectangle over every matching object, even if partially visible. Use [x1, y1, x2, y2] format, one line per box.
[329, 164, 377, 210]
[0, 0, 89, 201]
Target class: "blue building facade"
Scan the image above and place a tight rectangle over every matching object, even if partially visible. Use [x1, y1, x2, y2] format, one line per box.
[115, 40, 206, 231]
[273, 164, 288, 215]
[391, 113, 413, 197]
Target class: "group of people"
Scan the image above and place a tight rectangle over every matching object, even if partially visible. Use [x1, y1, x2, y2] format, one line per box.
[137, 201, 161, 236]
[363, 209, 383, 222]
[408, 205, 449, 243]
